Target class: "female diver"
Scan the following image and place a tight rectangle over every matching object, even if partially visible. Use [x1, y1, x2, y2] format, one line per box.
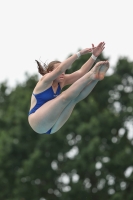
[28, 42, 109, 134]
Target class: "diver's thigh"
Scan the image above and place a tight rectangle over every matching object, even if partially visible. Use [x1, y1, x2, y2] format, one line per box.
[28, 93, 69, 133]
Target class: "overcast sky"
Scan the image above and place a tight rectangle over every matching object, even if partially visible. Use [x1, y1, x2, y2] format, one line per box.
[0, 0, 133, 88]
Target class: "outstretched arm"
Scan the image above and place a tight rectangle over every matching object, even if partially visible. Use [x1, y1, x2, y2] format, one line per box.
[80, 42, 105, 73]
[64, 42, 105, 86]
[43, 47, 94, 83]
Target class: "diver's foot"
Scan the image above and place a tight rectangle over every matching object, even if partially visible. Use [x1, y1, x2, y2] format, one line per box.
[91, 61, 109, 80]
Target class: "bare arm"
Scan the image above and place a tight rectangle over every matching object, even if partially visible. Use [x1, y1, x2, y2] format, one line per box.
[42, 47, 93, 83]
[64, 42, 105, 86]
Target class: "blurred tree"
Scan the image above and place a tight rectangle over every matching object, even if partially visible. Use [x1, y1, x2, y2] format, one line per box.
[0, 54, 133, 200]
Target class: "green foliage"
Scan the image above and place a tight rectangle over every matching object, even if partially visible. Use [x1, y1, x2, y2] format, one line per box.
[0, 55, 133, 200]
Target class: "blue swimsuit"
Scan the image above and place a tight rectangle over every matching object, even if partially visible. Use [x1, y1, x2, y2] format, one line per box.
[29, 84, 61, 134]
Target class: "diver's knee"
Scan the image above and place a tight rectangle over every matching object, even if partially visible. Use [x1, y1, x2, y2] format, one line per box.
[60, 91, 73, 103]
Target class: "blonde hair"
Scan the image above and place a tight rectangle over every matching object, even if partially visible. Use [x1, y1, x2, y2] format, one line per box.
[35, 60, 61, 76]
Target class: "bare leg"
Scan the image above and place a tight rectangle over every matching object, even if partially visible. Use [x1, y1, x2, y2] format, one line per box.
[51, 80, 98, 133]
[51, 62, 110, 133]
[29, 61, 109, 133]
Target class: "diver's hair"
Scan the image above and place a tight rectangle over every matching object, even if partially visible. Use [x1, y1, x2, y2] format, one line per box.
[35, 60, 61, 75]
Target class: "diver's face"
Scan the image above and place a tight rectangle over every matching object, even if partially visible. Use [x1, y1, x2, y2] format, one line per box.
[52, 63, 66, 82]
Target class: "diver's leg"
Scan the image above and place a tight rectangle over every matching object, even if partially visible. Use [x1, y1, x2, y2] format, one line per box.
[51, 80, 98, 133]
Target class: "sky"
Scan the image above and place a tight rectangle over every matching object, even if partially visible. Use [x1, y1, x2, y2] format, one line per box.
[0, 0, 133, 88]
